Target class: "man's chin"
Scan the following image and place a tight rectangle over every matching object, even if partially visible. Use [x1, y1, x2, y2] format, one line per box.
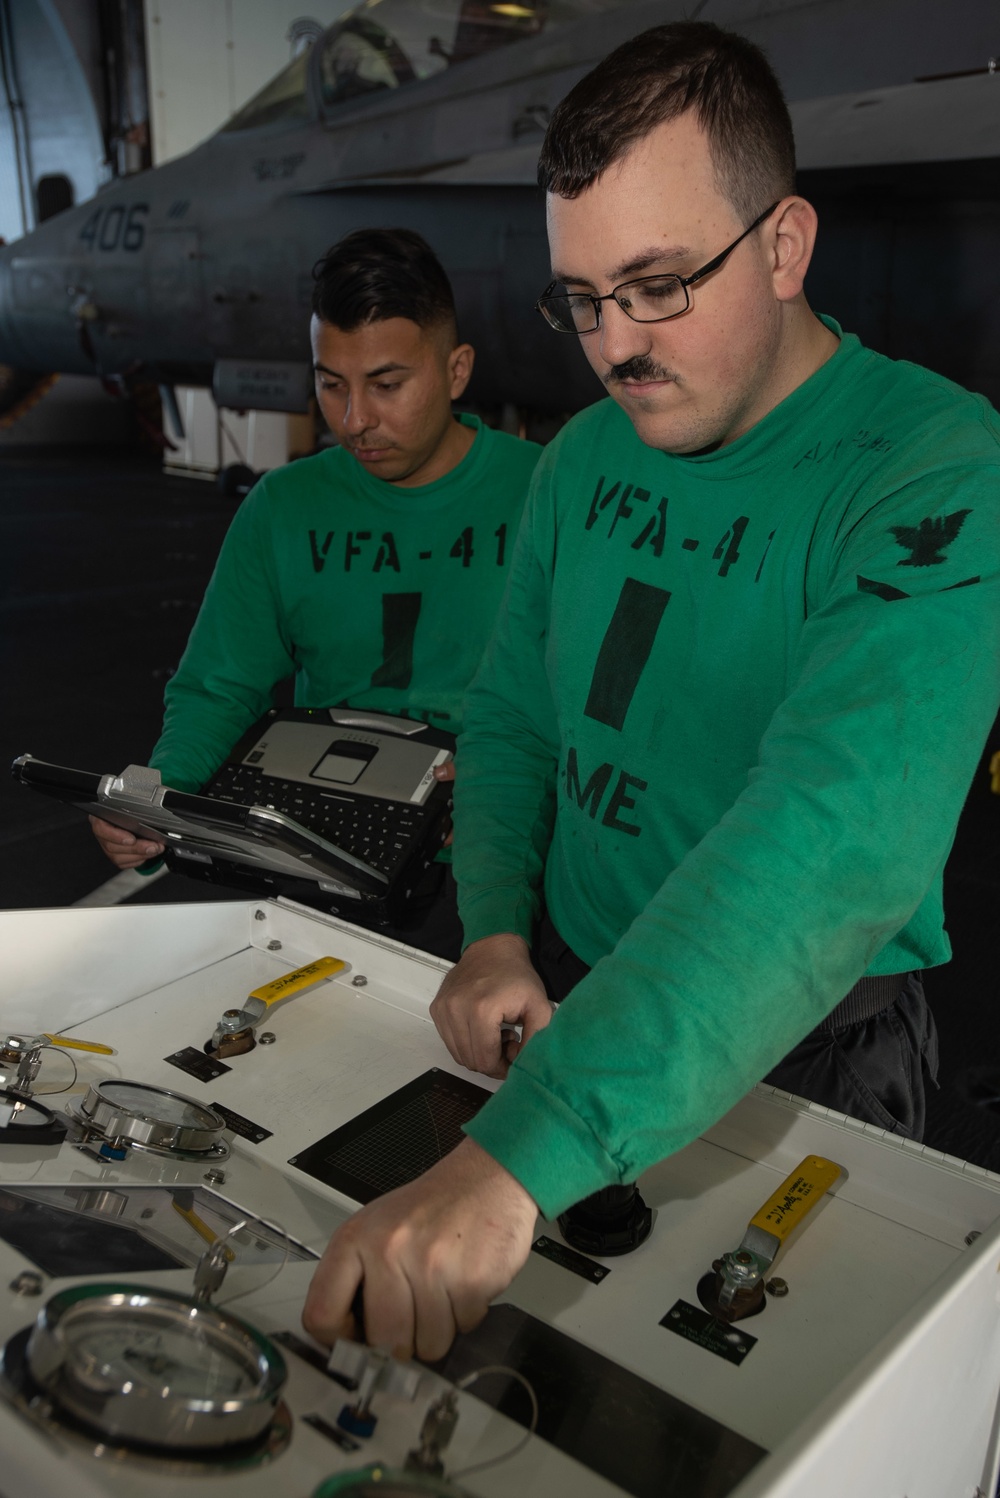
[349, 449, 407, 480]
[610, 390, 708, 455]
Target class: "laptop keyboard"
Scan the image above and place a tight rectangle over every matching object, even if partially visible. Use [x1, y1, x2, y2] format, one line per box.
[203, 763, 430, 876]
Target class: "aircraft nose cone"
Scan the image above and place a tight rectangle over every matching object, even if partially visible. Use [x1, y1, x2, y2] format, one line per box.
[0, 229, 95, 378]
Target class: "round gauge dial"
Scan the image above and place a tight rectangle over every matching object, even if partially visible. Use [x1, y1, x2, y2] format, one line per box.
[26, 1284, 286, 1450]
[69, 1080, 229, 1160]
[96, 1082, 220, 1131]
[64, 1317, 256, 1400]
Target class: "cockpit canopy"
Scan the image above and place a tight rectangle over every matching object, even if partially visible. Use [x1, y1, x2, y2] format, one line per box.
[223, 0, 630, 131]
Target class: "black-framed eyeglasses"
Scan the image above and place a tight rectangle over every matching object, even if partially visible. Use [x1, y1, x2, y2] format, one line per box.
[535, 201, 781, 334]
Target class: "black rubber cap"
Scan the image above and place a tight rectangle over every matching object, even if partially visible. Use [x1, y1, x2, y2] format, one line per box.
[557, 1182, 653, 1257]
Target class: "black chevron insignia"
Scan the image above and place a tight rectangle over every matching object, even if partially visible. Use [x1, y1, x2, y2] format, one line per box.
[889, 508, 972, 567]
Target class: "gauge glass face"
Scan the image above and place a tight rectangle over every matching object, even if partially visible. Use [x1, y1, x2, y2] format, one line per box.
[98, 1083, 217, 1130]
[65, 1310, 261, 1401]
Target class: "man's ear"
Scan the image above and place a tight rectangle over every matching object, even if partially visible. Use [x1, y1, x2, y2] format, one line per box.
[448, 342, 475, 400]
[770, 197, 819, 303]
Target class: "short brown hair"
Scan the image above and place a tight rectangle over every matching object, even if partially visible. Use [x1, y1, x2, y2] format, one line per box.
[538, 21, 795, 224]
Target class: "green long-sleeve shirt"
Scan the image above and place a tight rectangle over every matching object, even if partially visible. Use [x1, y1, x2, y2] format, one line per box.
[150, 415, 541, 792]
[456, 323, 1000, 1217]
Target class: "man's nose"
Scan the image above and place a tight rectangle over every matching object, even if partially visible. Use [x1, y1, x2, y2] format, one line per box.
[343, 390, 375, 435]
[597, 298, 654, 369]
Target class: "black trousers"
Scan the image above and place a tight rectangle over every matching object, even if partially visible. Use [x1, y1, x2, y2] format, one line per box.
[532, 913, 939, 1140]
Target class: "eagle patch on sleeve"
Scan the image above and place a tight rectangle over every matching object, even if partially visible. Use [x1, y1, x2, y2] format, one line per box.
[890, 508, 972, 567]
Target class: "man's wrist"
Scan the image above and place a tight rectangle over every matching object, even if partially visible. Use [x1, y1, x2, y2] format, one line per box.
[453, 1135, 538, 1219]
[463, 931, 530, 961]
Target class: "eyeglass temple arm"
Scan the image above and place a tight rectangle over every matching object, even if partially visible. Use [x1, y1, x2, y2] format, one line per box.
[685, 201, 781, 290]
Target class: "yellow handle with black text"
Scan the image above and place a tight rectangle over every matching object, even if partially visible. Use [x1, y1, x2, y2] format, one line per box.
[748, 1156, 843, 1246]
[246, 956, 346, 1012]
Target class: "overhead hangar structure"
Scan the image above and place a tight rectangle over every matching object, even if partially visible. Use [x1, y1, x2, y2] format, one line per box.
[0, 0, 997, 425]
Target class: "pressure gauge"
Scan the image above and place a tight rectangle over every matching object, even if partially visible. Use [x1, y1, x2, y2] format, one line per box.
[68, 1080, 229, 1161]
[23, 1282, 286, 1451]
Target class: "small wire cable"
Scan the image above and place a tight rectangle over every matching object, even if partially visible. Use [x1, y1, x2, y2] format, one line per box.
[450, 1363, 540, 1481]
[215, 1214, 292, 1308]
[33, 1043, 78, 1096]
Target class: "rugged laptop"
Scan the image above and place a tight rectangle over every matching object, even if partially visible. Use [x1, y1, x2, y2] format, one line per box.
[12, 707, 455, 924]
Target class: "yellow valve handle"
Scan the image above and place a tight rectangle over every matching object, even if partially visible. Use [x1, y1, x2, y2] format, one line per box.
[247, 955, 346, 1011]
[41, 1034, 116, 1056]
[171, 1201, 236, 1261]
[214, 956, 348, 1040]
[748, 1156, 842, 1248]
[713, 1156, 843, 1315]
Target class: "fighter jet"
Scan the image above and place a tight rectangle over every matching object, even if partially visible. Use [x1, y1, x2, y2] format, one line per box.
[0, 0, 996, 429]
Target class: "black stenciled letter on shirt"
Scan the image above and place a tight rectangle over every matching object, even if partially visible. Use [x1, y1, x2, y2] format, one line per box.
[371, 593, 422, 689]
[584, 579, 671, 732]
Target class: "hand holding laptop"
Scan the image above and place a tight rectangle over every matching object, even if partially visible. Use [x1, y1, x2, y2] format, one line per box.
[89, 815, 164, 870]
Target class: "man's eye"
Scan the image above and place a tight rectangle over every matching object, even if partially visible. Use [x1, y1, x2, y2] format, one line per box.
[375, 382, 400, 392]
[636, 279, 684, 305]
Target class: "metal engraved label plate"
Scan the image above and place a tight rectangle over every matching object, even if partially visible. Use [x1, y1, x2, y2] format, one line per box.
[660, 1300, 758, 1366]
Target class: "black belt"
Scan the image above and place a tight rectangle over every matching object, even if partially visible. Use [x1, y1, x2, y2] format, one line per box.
[819, 972, 908, 1031]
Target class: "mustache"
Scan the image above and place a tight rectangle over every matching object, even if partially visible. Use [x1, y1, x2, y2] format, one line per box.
[605, 356, 674, 386]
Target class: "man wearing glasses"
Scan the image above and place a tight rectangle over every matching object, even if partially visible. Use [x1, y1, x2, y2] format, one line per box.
[303, 21, 1000, 1358]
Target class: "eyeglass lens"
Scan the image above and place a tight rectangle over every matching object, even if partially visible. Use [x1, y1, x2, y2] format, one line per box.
[542, 275, 688, 332]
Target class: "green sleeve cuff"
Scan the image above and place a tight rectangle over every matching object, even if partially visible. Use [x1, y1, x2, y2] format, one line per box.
[458, 888, 539, 952]
[463, 1064, 620, 1218]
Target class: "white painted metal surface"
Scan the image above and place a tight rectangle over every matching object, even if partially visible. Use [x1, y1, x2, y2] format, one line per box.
[0, 896, 998, 1498]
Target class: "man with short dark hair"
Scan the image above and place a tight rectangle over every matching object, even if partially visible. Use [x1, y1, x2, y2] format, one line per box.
[91, 228, 541, 955]
[302, 22, 1000, 1360]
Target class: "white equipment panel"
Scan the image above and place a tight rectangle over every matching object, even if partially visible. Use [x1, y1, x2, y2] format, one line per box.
[0, 896, 998, 1498]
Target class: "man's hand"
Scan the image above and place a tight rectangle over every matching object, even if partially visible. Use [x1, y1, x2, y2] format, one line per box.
[89, 815, 165, 870]
[302, 1137, 538, 1361]
[430, 932, 553, 1079]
